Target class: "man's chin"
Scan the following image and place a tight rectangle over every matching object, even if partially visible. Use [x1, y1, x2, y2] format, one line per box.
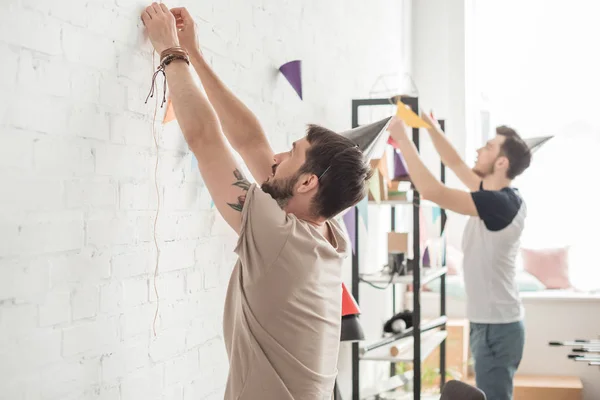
[472, 167, 485, 178]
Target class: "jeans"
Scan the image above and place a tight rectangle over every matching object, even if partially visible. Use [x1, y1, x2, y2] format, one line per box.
[470, 320, 525, 400]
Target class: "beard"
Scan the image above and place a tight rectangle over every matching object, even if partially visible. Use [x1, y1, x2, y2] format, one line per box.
[473, 159, 496, 178]
[261, 173, 299, 208]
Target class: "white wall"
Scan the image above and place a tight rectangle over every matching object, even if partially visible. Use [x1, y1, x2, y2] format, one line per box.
[410, 0, 472, 251]
[0, 0, 409, 399]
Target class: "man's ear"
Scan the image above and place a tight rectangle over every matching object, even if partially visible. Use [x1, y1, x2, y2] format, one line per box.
[496, 155, 510, 171]
[297, 173, 319, 194]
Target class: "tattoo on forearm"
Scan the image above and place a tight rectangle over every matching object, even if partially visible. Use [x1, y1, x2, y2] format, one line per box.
[227, 169, 251, 212]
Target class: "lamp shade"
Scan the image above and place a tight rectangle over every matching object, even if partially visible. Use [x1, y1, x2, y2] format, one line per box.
[341, 283, 365, 342]
[525, 136, 553, 153]
[339, 117, 392, 161]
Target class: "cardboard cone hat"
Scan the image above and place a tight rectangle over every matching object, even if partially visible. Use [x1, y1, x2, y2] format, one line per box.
[341, 283, 365, 342]
[339, 117, 392, 161]
[524, 136, 553, 153]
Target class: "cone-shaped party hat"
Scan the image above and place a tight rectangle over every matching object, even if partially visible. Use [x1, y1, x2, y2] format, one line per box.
[339, 117, 392, 161]
[524, 136, 553, 153]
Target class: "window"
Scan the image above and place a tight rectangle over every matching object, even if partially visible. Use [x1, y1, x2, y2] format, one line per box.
[472, 0, 600, 291]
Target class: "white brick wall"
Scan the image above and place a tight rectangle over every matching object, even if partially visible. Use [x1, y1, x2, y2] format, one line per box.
[0, 0, 408, 398]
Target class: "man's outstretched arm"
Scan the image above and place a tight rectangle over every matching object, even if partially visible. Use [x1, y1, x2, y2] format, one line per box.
[420, 111, 481, 191]
[387, 117, 479, 217]
[143, 3, 248, 234]
[171, 7, 274, 185]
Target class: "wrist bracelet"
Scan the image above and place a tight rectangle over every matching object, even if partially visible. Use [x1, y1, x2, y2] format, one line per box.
[145, 47, 190, 108]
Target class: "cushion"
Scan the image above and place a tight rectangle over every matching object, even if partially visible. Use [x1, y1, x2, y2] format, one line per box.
[521, 247, 572, 289]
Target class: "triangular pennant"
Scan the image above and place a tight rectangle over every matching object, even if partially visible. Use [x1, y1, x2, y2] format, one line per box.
[356, 197, 368, 228]
[279, 60, 302, 100]
[368, 168, 382, 203]
[163, 97, 176, 124]
[396, 100, 431, 129]
[432, 206, 441, 224]
[338, 117, 392, 161]
[423, 246, 430, 267]
[342, 207, 356, 254]
[393, 150, 409, 180]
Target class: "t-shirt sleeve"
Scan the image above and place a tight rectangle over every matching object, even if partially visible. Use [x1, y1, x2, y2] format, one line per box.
[470, 188, 522, 231]
[233, 183, 291, 281]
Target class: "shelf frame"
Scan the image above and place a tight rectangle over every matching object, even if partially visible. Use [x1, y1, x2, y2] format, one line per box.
[348, 96, 448, 400]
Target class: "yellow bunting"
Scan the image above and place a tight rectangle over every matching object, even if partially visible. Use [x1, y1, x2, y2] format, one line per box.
[396, 100, 431, 129]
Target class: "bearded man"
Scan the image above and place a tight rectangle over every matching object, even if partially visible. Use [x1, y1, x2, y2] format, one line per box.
[142, 4, 372, 399]
[387, 114, 532, 400]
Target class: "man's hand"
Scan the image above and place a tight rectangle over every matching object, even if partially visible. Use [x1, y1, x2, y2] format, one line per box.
[141, 2, 180, 54]
[387, 116, 411, 142]
[421, 110, 442, 132]
[170, 7, 200, 54]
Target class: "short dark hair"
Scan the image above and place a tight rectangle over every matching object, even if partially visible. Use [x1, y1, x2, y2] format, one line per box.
[300, 125, 373, 219]
[496, 126, 531, 179]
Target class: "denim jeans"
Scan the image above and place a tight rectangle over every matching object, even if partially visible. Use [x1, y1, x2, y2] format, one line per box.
[470, 320, 525, 400]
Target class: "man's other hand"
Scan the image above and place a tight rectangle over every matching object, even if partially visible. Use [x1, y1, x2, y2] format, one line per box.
[141, 2, 180, 54]
[170, 7, 200, 54]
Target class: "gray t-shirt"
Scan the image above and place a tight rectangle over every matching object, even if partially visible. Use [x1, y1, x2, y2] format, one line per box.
[462, 182, 526, 323]
[223, 184, 350, 400]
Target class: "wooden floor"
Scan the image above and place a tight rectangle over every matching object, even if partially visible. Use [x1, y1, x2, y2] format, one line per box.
[464, 375, 583, 400]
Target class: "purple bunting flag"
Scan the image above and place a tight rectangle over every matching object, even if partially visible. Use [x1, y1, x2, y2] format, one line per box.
[423, 246, 430, 267]
[279, 60, 303, 100]
[394, 150, 409, 179]
[342, 208, 356, 254]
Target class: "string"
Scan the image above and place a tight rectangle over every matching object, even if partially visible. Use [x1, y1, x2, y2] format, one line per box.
[151, 49, 161, 337]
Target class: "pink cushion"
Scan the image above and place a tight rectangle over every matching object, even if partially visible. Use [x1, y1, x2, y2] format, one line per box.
[521, 247, 572, 289]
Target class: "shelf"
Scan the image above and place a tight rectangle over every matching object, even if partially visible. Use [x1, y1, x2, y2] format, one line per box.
[360, 330, 447, 363]
[368, 199, 440, 207]
[361, 316, 447, 354]
[360, 371, 413, 400]
[360, 267, 447, 286]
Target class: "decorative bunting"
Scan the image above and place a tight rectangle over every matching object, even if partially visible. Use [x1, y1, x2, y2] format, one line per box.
[396, 100, 431, 129]
[279, 60, 303, 100]
[423, 247, 430, 267]
[393, 150, 409, 180]
[342, 207, 356, 254]
[163, 97, 176, 124]
[432, 206, 441, 224]
[356, 197, 368, 229]
[368, 169, 382, 203]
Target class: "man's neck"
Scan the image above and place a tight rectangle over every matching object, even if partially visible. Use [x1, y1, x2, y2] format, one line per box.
[482, 174, 512, 191]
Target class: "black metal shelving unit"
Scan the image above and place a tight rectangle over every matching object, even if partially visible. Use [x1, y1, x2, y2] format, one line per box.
[350, 96, 448, 400]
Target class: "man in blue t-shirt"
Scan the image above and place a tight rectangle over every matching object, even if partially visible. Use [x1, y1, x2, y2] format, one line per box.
[387, 113, 532, 400]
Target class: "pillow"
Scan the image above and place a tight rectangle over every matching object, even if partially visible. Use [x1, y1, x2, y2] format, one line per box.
[521, 247, 572, 289]
[515, 270, 546, 292]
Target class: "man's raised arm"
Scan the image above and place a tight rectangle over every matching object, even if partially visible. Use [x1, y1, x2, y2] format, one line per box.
[142, 3, 250, 234]
[421, 111, 481, 192]
[171, 7, 274, 185]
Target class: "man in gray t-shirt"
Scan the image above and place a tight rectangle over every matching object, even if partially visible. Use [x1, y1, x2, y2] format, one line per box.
[388, 114, 532, 400]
